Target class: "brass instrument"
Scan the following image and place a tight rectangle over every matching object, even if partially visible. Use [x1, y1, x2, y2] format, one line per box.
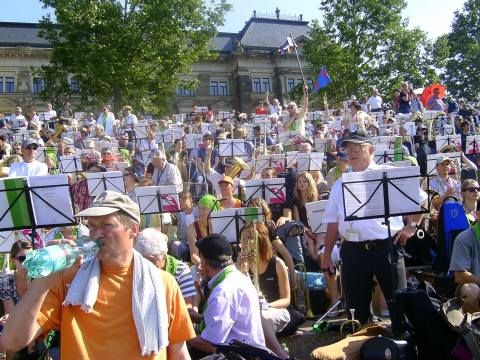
[51, 124, 67, 143]
[293, 263, 315, 319]
[239, 224, 261, 295]
[229, 156, 250, 180]
[340, 309, 361, 339]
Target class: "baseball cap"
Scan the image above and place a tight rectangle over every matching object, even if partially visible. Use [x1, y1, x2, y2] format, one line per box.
[436, 155, 452, 165]
[336, 151, 348, 160]
[102, 154, 118, 163]
[224, 159, 236, 167]
[75, 191, 141, 223]
[87, 162, 107, 172]
[196, 233, 233, 261]
[416, 125, 428, 131]
[340, 129, 373, 148]
[218, 176, 234, 186]
[21, 139, 39, 147]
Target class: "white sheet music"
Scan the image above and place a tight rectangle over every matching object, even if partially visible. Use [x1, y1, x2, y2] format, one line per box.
[210, 207, 263, 242]
[244, 178, 286, 205]
[279, 131, 302, 146]
[135, 185, 180, 214]
[59, 156, 83, 173]
[436, 134, 461, 151]
[466, 136, 480, 155]
[256, 154, 285, 173]
[185, 134, 203, 149]
[218, 139, 246, 157]
[305, 200, 329, 234]
[87, 171, 125, 197]
[296, 152, 324, 171]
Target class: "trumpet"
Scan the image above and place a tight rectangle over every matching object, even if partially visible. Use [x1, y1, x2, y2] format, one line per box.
[293, 263, 315, 319]
[340, 309, 361, 339]
[51, 124, 67, 143]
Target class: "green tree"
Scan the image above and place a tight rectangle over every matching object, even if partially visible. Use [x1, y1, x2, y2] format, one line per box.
[434, 0, 480, 100]
[302, 0, 438, 109]
[34, 0, 231, 117]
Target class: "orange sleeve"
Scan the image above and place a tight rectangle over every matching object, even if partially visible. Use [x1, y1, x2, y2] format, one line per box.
[160, 270, 195, 345]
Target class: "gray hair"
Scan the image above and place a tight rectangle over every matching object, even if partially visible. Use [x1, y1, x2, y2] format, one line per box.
[134, 228, 168, 260]
[373, 88, 378, 93]
[152, 151, 166, 161]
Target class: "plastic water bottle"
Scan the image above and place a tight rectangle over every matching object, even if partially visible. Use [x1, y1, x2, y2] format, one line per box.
[23, 237, 102, 278]
[281, 343, 289, 357]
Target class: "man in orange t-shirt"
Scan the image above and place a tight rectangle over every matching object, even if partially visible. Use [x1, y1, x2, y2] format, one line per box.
[0, 191, 195, 360]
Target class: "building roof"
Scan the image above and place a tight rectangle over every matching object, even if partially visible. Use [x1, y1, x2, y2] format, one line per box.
[0, 22, 52, 48]
[0, 16, 310, 51]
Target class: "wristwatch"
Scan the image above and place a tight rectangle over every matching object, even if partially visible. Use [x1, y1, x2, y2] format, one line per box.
[408, 221, 418, 228]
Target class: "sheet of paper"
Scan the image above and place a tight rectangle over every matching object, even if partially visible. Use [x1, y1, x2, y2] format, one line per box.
[155, 131, 174, 144]
[305, 200, 329, 234]
[210, 207, 263, 242]
[296, 152, 324, 171]
[314, 138, 337, 153]
[185, 134, 203, 149]
[134, 124, 148, 140]
[0, 177, 31, 230]
[87, 171, 125, 197]
[466, 136, 480, 155]
[59, 156, 83, 173]
[35, 147, 47, 163]
[28, 174, 75, 226]
[279, 131, 302, 146]
[286, 151, 298, 168]
[201, 123, 217, 134]
[0, 231, 17, 252]
[436, 134, 461, 152]
[373, 149, 403, 164]
[218, 139, 246, 157]
[342, 166, 421, 219]
[244, 178, 286, 205]
[135, 185, 180, 214]
[256, 154, 285, 173]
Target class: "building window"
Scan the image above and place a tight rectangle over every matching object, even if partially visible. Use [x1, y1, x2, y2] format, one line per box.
[287, 79, 295, 91]
[219, 81, 227, 96]
[71, 78, 79, 91]
[210, 81, 219, 96]
[253, 78, 261, 93]
[262, 78, 270, 93]
[33, 78, 43, 93]
[253, 78, 270, 93]
[177, 86, 195, 96]
[5, 77, 14, 93]
[0, 78, 3, 93]
[211, 80, 228, 96]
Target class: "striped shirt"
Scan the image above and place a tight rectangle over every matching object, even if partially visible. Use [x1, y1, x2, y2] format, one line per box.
[174, 261, 196, 299]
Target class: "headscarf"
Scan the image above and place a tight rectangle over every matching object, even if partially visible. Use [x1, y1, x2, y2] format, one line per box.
[45, 152, 58, 174]
[198, 195, 220, 212]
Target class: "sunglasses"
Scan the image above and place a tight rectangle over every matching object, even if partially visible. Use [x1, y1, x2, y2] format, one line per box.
[14, 255, 27, 263]
[24, 146, 38, 150]
[466, 187, 480, 193]
[15, 147, 21, 150]
[123, 173, 131, 177]
[287, 106, 294, 109]
[102, 152, 112, 156]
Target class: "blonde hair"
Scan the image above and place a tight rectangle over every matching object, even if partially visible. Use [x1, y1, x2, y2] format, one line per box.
[249, 197, 272, 221]
[294, 171, 318, 207]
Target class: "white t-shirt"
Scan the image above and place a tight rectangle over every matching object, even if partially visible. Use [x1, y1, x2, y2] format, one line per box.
[9, 115, 26, 129]
[269, 104, 280, 115]
[206, 169, 245, 199]
[122, 114, 138, 126]
[43, 110, 57, 121]
[367, 96, 383, 110]
[98, 113, 116, 135]
[8, 161, 48, 177]
[184, 211, 196, 228]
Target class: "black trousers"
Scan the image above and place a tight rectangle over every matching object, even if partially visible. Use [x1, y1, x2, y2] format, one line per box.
[340, 240, 407, 324]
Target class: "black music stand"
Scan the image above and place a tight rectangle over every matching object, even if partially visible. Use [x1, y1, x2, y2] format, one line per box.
[342, 169, 429, 336]
[466, 137, 480, 156]
[243, 179, 287, 206]
[436, 135, 461, 150]
[59, 156, 83, 177]
[296, 153, 324, 172]
[374, 149, 403, 164]
[0, 178, 76, 249]
[218, 139, 247, 157]
[305, 200, 329, 235]
[255, 155, 286, 174]
[87, 172, 125, 197]
[136, 186, 181, 229]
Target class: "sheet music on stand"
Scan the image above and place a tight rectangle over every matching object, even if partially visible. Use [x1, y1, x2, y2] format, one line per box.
[0, 231, 17, 252]
[0, 175, 75, 232]
[218, 111, 230, 119]
[174, 114, 187, 123]
[373, 149, 403, 164]
[379, 125, 399, 136]
[307, 111, 323, 122]
[436, 134, 461, 151]
[404, 122, 417, 136]
[59, 156, 83, 174]
[342, 166, 425, 220]
[133, 124, 149, 141]
[437, 125, 453, 136]
[210, 207, 264, 243]
[170, 126, 184, 140]
[74, 148, 94, 160]
[305, 200, 329, 234]
[35, 147, 48, 163]
[466, 136, 480, 155]
[155, 131, 174, 144]
[296, 152, 324, 171]
[314, 138, 337, 153]
[113, 162, 129, 172]
[185, 134, 203, 149]
[87, 171, 125, 197]
[256, 154, 285, 173]
[286, 151, 298, 169]
[395, 114, 410, 125]
[427, 152, 462, 176]
[105, 143, 118, 155]
[201, 123, 217, 134]
[244, 178, 286, 205]
[218, 139, 246, 157]
[136, 185, 180, 214]
[278, 131, 302, 147]
[389, 160, 414, 168]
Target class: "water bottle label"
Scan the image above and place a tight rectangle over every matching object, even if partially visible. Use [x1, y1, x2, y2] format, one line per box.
[48, 244, 71, 272]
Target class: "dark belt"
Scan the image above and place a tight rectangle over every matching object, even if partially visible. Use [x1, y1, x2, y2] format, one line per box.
[347, 239, 388, 250]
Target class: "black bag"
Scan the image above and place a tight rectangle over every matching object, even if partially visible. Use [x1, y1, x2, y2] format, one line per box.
[360, 334, 416, 360]
[461, 167, 478, 183]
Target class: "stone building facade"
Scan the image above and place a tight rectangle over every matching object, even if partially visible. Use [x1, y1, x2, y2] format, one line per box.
[0, 12, 314, 117]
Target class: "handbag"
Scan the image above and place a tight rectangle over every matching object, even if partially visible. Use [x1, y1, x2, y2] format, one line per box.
[360, 334, 416, 360]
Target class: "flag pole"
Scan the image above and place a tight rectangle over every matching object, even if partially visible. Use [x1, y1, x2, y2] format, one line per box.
[329, 79, 344, 107]
[289, 32, 307, 97]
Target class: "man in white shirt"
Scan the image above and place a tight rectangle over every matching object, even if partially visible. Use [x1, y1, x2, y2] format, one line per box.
[265, 91, 282, 115]
[367, 89, 384, 114]
[9, 107, 26, 129]
[187, 233, 265, 357]
[8, 139, 48, 177]
[97, 105, 116, 136]
[43, 103, 57, 130]
[322, 129, 426, 325]
[151, 152, 183, 193]
[121, 106, 138, 140]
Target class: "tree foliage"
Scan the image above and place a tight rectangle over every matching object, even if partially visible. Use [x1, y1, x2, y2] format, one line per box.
[34, 0, 231, 117]
[302, 0, 439, 109]
[433, 0, 480, 101]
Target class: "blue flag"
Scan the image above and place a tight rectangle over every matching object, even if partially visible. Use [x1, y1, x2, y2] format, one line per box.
[313, 66, 332, 93]
[278, 36, 296, 54]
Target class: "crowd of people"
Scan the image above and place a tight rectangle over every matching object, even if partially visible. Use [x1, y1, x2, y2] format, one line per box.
[0, 83, 479, 359]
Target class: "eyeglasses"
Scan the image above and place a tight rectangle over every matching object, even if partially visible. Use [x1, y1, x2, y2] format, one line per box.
[202, 138, 211, 141]
[65, 152, 74, 155]
[102, 152, 112, 156]
[124, 109, 130, 112]
[466, 187, 480, 193]
[287, 106, 294, 109]
[14, 255, 27, 263]
[344, 144, 367, 155]
[103, 108, 108, 111]
[15, 147, 21, 150]
[123, 173, 131, 177]
[24, 146, 38, 151]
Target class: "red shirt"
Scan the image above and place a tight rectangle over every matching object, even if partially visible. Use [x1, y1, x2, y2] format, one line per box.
[255, 109, 267, 115]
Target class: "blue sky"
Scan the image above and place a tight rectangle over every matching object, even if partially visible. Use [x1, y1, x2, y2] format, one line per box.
[0, 0, 467, 40]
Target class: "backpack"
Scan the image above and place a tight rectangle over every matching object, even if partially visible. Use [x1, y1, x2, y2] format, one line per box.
[276, 221, 316, 272]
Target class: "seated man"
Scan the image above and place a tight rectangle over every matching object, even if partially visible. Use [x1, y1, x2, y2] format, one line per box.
[187, 233, 265, 358]
[430, 155, 461, 209]
[135, 228, 196, 308]
[449, 198, 480, 313]
[0, 191, 194, 359]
